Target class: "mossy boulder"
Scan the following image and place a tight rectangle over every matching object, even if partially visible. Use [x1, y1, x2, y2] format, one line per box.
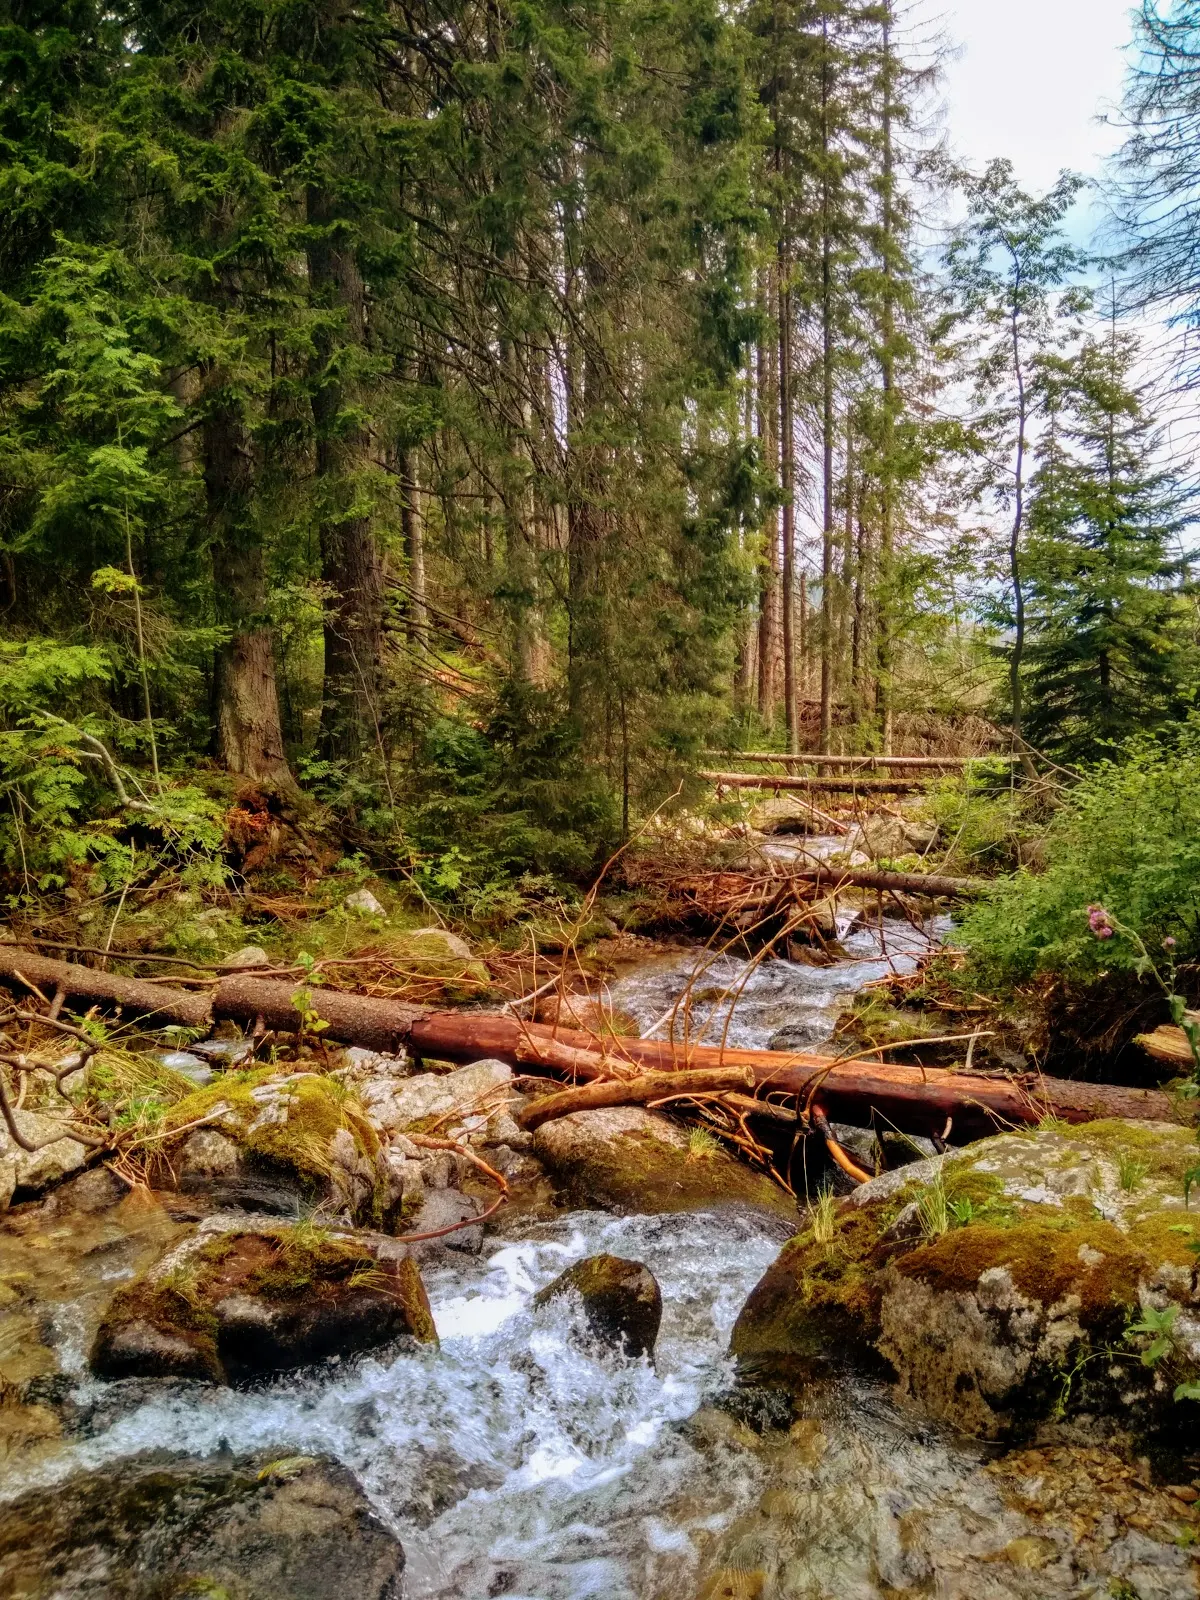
[393, 927, 491, 999]
[731, 1120, 1200, 1439]
[92, 1219, 436, 1384]
[0, 1451, 403, 1600]
[534, 1253, 662, 1357]
[532, 1106, 797, 1226]
[164, 1070, 384, 1222]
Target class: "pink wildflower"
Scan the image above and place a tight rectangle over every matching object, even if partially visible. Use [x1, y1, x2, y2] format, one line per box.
[1087, 904, 1114, 940]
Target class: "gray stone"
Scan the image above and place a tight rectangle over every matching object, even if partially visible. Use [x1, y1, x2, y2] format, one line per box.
[1, 1108, 88, 1209]
[220, 944, 272, 969]
[360, 1058, 512, 1138]
[406, 926, 473, 961]
[401, 1189, 484, 1262]
[344, 888, 387, 917]
[0, 1452, 404, 1600]
[732, 1121, 1200, 1439]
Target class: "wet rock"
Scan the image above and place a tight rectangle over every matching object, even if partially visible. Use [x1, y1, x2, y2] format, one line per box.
[40, 1164, 127, 1216]
[534, 1253, 662, 1356]
[532, 1105, 797, 1225]
[845, 812, 937, 860]
[400, 1188, 485, 1262]
[92, 1218, 437, 1384]
[344, 887, 387, 917]
[731, 1119, 1200, 1439]
[361, 1058, 513, 1142]
[532, 992, 638, 1037]
[162, 1069, 384, 1222]
[0, 1451, 404, 1600]
[1, 1107, 88, 1209]
[748, 796, 821, 835]
[220, 943, 272, 969]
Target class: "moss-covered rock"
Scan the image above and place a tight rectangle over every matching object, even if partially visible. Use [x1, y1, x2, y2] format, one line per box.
[532, 1106, 797, 1225]
[164, 1070, 384, 1222]
[534, 1253, 662, 1357]
[392, 927, 492, 999]
[0, 1450, 404, 1600]
[731, 1120, 1200, 1439]
[92, 1219, 436, 1384]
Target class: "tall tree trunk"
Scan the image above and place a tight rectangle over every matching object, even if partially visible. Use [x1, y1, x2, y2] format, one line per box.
[399, 447, 427, 647]
[779, 259, 797, 754]
[876, 10, 896, 754]
[818, 14, 835, 756]
[307, 187, 384, 762]
[757, 266, 781, 723]
[203, 389, 293, 787]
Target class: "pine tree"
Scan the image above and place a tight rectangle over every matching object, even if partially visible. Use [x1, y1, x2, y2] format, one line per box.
[1023, 324, 1198, 761]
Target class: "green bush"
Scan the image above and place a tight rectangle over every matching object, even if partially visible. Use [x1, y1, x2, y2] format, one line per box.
[959, 727, 1200, 988]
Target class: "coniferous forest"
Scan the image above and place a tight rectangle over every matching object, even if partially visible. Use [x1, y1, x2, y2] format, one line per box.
[11, 2, 1200, 1594]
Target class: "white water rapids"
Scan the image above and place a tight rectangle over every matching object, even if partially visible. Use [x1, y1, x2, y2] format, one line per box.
[7, 915, 1192, 1598]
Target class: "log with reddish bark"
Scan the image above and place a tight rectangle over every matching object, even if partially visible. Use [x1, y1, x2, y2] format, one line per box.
[0, 950, 1180, 1139]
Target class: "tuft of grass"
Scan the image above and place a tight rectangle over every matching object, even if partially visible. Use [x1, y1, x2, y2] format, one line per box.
[686, 1125, 722, 1163]
[917, 1173, 950, 1239]
[1117, 1152, 1151, 1192]
[810, 1184, 838, 1245]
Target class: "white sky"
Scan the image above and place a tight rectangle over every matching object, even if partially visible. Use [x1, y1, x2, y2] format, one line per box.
[935, 0, 1136, 196]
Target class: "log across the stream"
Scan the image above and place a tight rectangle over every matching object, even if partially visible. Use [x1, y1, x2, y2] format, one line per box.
[0, 947, 1178, 1140]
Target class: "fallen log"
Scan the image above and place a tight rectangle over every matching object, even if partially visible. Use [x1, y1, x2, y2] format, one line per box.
[781, 864, 988, 898]
[0, 947, 212, 1029]
[706, 752, 1012, 770]
[702, 770, 928, 794]
[0, 950, 1181, 1139]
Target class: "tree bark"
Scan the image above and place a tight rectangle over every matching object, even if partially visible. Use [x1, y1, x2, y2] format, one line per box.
[203, 393, 293, 787]
[307, 187, 385, 761]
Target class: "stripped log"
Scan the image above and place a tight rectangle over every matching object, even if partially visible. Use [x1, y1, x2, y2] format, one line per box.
[781, 864, 988, 898]
[706, 752, 1012, 770]
[0, 950, 1180, 1139]
[702, 770, 927, 794]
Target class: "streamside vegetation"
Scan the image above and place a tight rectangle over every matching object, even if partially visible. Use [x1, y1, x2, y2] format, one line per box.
[1, 0, 1200, 1053]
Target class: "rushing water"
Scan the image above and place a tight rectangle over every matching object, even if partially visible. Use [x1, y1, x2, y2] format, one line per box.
[609, 911, 951, 1052]
[6, 917, 1196, 1598]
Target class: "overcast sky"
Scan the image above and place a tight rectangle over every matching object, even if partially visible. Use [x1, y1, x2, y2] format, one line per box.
[936, 0, 1136, 196]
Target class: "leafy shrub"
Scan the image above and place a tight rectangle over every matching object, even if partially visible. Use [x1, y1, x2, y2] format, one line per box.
[959, 725, 1200, 987]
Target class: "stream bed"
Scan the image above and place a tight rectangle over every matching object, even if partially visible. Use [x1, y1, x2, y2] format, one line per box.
[2, 917, 1197, 1599]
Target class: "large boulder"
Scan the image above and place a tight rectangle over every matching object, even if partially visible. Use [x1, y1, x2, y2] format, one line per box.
[1, 1106, 88, 1210]
[534, 1253, 662, 1357]
[532, 1106, 797, 1225]
[392, 926, 492, 998]
[0, 1451, 403, 1600]
[732, 1120, 1200, 1439]
[360, 1058, 522, 1146]
[92, 1218, 436, 1384]
[164, 1070, 385, 1222]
